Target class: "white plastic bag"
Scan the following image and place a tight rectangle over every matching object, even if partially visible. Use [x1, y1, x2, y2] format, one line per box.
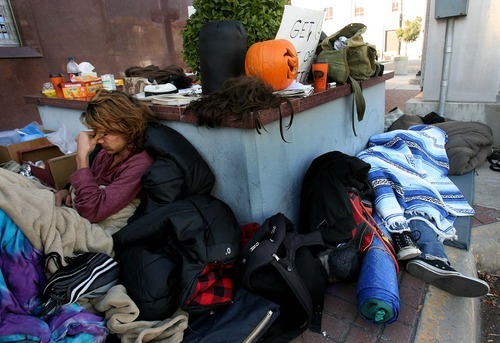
[47, 125, 77, 154]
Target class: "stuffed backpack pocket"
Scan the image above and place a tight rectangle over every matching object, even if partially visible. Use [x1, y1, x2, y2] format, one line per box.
[347, 43, 378, 81]
[316, 48, 349, 84]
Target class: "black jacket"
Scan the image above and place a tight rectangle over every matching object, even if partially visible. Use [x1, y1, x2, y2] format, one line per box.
[127, 122, 216, 222]
[299, 151, 372, 246]
[113, 123, 240, 321]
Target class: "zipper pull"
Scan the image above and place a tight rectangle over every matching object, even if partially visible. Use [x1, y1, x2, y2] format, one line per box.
[314, 219, 327, 230]
[273, 254, 292, 271]
[249, 241, 260, 252]
[269, 225, 277, 242]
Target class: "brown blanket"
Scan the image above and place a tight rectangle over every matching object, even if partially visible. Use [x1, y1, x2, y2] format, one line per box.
[388, 114, 493, 175]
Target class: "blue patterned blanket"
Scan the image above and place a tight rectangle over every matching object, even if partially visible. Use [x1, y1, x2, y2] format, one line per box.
[357, 125, 474, 240]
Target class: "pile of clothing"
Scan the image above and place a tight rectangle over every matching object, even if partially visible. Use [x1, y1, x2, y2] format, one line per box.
[385, 110, 494, 175]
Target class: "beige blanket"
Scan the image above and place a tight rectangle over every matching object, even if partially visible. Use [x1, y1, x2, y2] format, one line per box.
[92, 285, 188, 343]
[0, 168, 119, 273]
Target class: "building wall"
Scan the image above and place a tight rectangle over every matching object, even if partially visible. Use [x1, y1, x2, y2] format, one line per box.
[405, 0, 500, 146]
[1, 0, 429, 132]
[0, 0, 192, 131]
[421, 0, 500, 103]
[290, 0, 427, 60]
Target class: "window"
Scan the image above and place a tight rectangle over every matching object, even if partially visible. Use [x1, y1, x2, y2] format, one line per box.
[0, 0, 41, 58]
[0, 0, 20, 47]
[354, 3, 364, 17]
[392, 1, 400, 13]
[324, 7, 333, 21]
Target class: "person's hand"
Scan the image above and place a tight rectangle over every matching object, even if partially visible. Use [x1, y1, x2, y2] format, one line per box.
[54, 189, 72, 207]
[77, 131, 97, 156]
[76, 131, 98, 169]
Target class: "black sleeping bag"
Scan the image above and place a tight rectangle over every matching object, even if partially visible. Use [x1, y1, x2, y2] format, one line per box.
[198, 20, 247, 95]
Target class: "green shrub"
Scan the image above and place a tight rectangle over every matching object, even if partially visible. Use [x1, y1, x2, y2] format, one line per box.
[182, 0, 288, 77]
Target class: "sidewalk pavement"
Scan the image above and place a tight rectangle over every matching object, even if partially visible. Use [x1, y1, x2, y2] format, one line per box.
[292, 69, 499, 343]
[384, 59, 422, 114]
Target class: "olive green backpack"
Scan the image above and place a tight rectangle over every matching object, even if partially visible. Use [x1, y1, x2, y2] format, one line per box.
[316, 23, 383, 135]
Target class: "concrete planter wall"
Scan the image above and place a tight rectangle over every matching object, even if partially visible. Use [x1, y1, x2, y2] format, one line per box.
[27, 74, 391, 226]
[394, 56, 409, 75]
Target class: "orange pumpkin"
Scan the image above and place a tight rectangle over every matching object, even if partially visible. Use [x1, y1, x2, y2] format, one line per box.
[245, 39, 299, 91]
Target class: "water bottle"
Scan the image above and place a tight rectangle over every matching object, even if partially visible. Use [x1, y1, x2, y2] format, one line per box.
[66, 57, 80, 81]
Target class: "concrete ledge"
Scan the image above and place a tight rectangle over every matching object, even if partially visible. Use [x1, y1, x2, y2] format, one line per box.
[414, 245, 482, 343]
[404, 98, 500, 147]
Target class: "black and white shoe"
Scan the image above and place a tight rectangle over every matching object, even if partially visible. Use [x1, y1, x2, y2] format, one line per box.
[392, 232, 421, 260]
[406, 258, 490, 298]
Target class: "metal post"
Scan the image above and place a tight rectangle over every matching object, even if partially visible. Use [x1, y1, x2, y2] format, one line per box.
[438, 17, 454, 117]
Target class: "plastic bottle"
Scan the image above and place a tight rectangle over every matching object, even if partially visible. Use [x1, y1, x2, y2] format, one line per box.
[66, 57, 80, 81]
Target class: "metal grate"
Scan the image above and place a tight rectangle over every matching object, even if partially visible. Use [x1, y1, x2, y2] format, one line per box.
[0, 1, 20, 47]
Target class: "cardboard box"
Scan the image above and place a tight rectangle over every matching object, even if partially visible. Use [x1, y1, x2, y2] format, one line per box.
[18, 145, 77, 190]
[61, 79, 103, 100]
[123, 77, 150, 95]
[0, 135, 52, 164]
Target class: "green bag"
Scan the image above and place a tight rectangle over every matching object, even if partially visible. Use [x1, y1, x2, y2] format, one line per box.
[316, 23, 383, 135]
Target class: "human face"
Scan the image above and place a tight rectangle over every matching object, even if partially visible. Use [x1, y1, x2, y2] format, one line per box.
[93, 129, 128, 156]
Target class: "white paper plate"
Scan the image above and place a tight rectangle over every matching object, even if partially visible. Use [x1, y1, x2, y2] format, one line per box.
[151, 94, 197, 106]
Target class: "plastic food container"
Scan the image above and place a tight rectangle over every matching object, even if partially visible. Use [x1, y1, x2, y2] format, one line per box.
[144, 83, 177, 97]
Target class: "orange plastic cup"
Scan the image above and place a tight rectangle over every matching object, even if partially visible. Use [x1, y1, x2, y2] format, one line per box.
[50, 73, 65, 99]
[312, 61, 328, 92]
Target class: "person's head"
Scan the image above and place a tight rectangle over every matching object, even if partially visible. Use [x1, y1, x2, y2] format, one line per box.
[80, 89, 154, 154]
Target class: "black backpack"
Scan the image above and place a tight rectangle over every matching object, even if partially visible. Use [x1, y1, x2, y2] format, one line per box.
[299, 151, 372, 246]
[238, 213, 327, 342]
[299, 151, 397, 282]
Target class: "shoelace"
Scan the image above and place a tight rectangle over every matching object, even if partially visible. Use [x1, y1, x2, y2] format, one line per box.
[402, 233, 414, 246]
[43, 251, 64, 274]
[39, 292, 65, 317]
[393, 233, 413, 248]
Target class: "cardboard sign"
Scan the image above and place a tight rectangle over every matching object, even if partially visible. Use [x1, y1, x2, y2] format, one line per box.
[275, 5, 325, 84]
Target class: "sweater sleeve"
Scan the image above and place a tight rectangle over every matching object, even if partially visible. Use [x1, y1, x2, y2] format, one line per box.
[70, 150, 154, 223]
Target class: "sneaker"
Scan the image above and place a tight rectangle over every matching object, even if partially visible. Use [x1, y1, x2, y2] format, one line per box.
[406, 258, 490, 297]
[392, 232, 421, 260]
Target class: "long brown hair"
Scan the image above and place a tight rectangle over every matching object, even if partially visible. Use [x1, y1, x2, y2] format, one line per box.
[80, 89, 155, 153]
[185, 76, 294, 141]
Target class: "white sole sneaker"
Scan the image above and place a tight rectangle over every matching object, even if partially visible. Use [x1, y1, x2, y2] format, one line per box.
[396, 246, 421, 260]
[406, 259, 490, 297]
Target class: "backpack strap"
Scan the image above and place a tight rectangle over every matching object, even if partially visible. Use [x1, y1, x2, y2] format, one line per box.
[240, 214, 288, 287]
[269, 256, 312, 329]
[350, 198, 399, 272]
[348, 76, 366, 136]
[273, 231, 325, 332]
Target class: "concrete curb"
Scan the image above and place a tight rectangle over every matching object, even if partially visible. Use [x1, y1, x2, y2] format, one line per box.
[414, 244, 482, 343]
[413, 220, 500, 343]
[470, 222, 500, 275]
